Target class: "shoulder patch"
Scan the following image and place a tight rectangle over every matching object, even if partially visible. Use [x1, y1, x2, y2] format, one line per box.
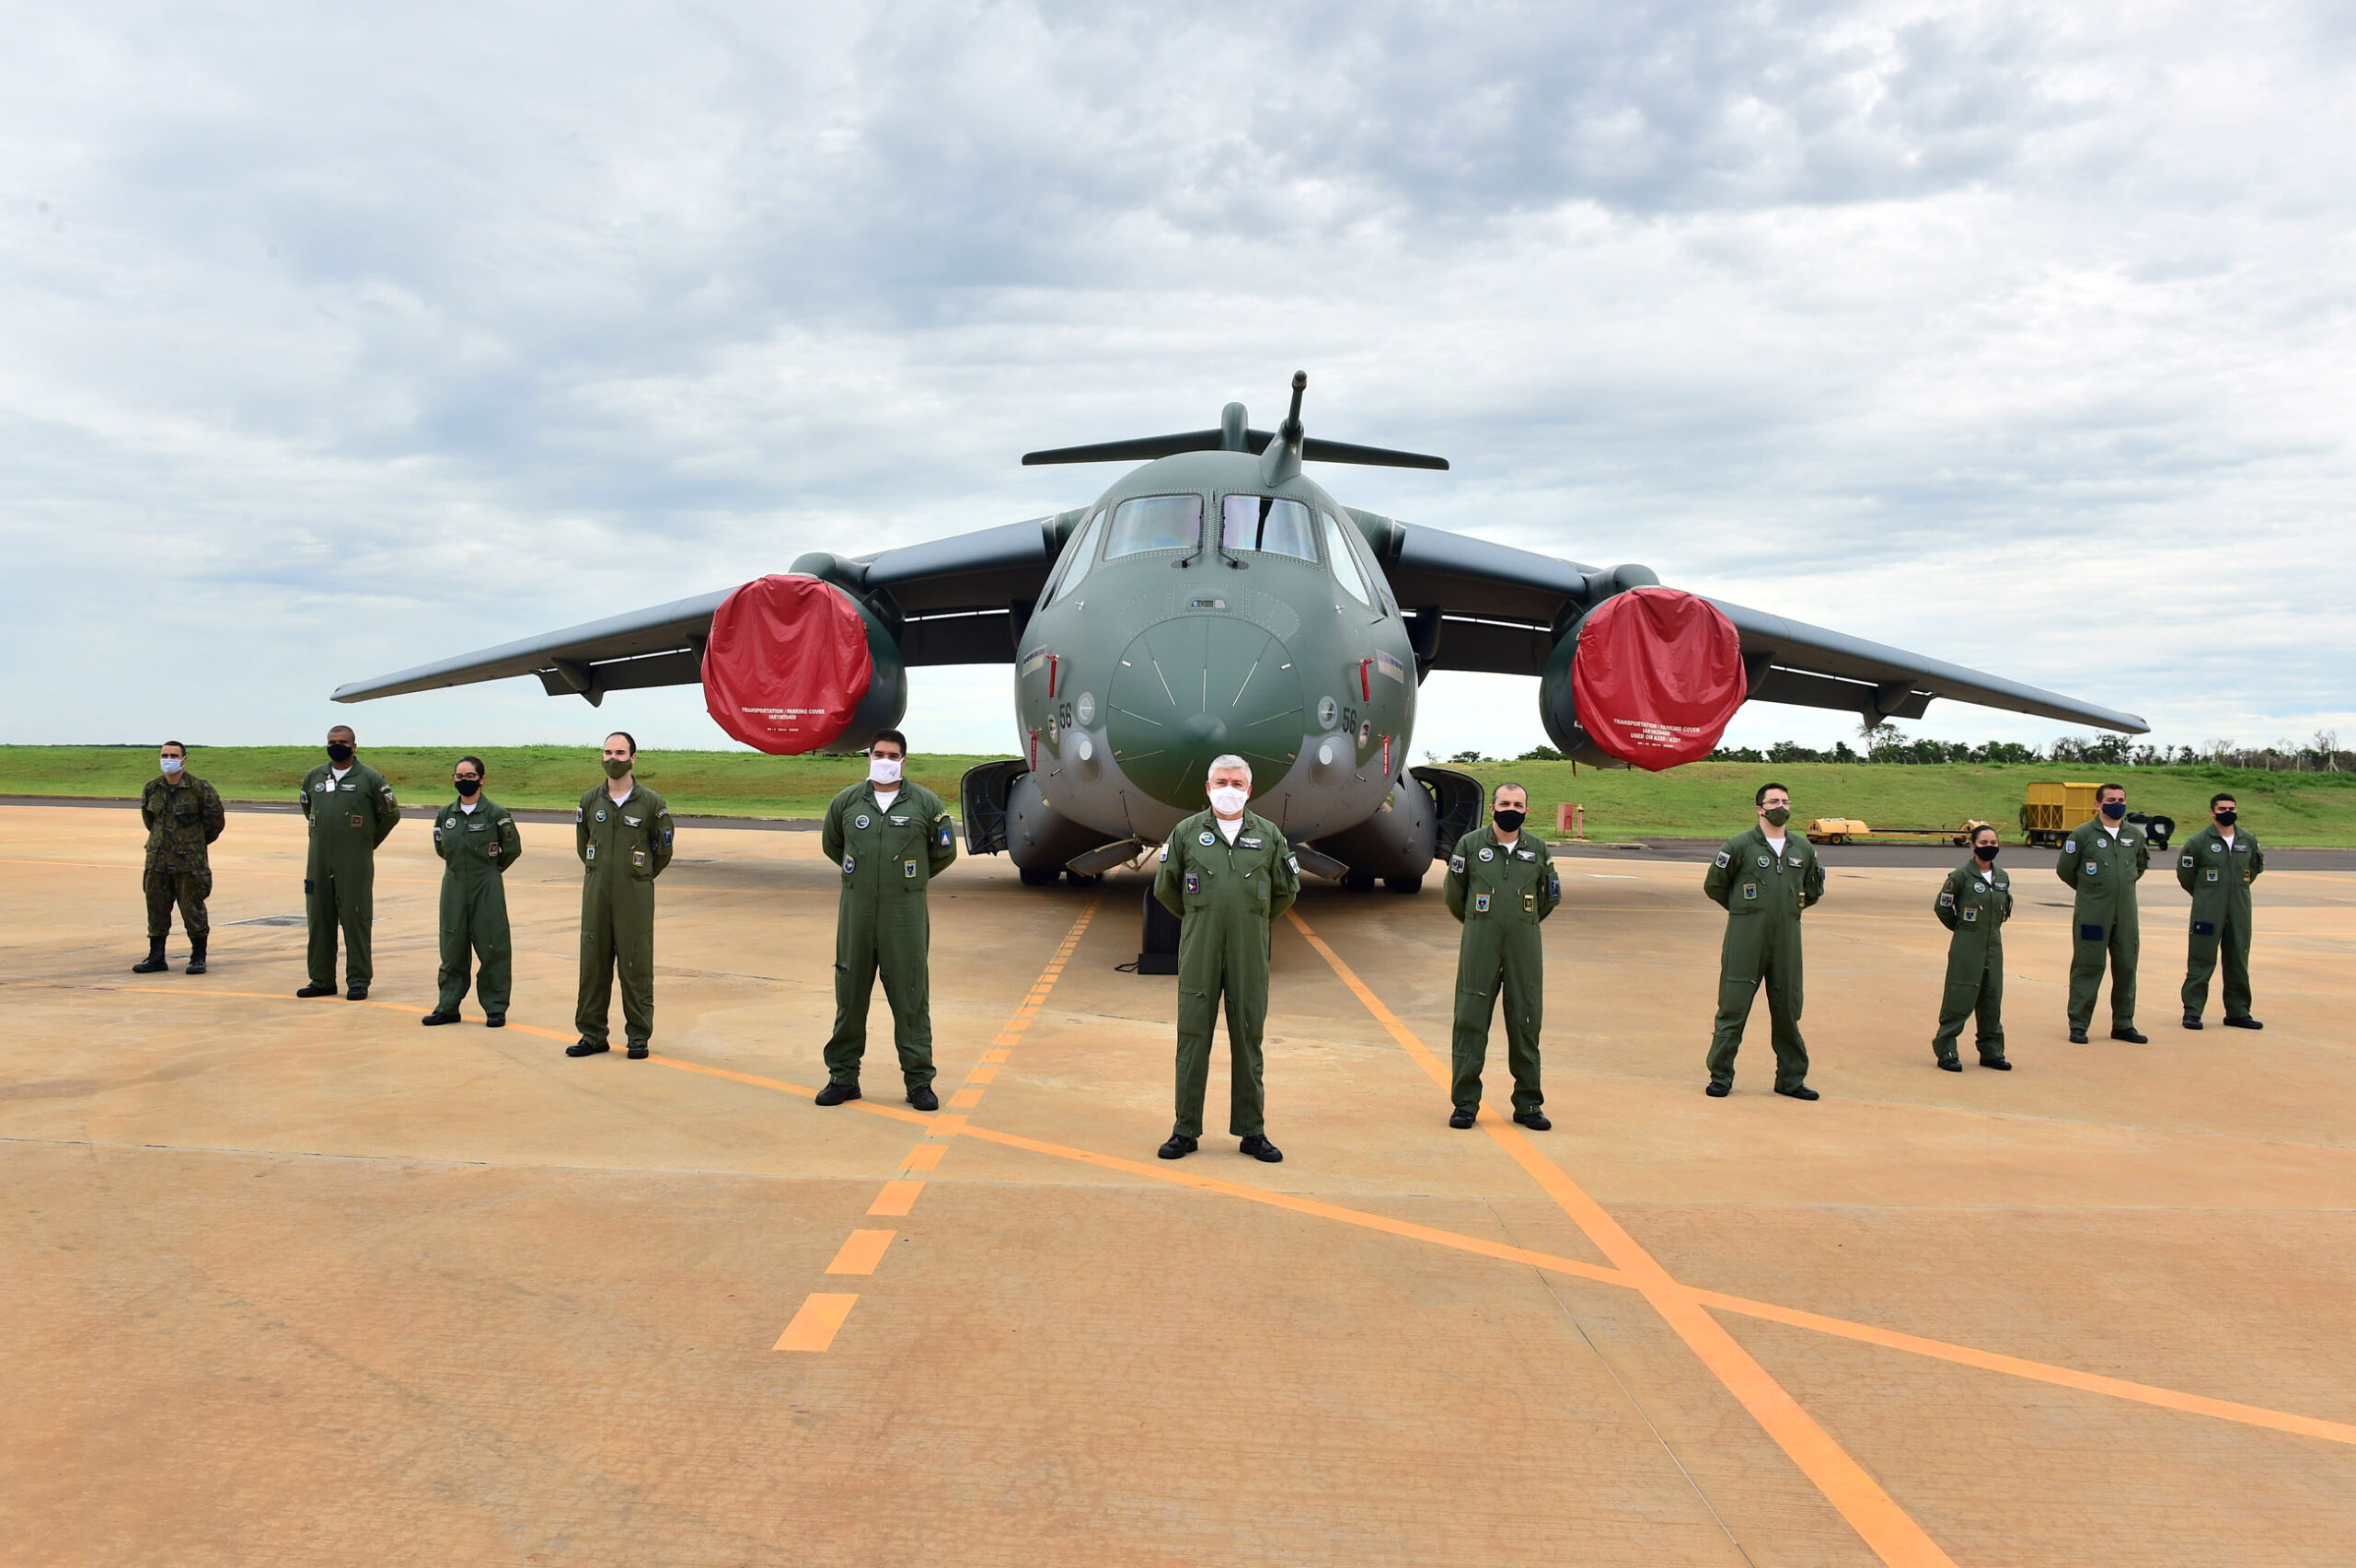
[2063, 838, 2075, 853]
[1449, 854, 1466, 874]
[1713, 850, 1730, 868]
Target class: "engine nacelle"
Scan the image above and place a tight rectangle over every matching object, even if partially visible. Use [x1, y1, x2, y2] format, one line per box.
[1539, 585, 1747, 771]
[700, 573, 907, 755]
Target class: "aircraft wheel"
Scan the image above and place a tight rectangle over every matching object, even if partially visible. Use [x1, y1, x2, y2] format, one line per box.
[1384, 875, 1422, 894]
[1019, 867, 1059, 887]
[1066, 870, 1104, 886]
[1343, 870, 1377, 893]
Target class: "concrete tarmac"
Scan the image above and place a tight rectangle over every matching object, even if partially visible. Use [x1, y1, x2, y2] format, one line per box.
[4, 803, 2352, 1566]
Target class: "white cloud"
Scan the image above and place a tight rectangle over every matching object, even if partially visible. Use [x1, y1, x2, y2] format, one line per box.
[0, 0, 2350, 764]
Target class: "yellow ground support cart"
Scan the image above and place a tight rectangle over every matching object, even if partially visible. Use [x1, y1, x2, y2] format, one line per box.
[2020, 782, 2101, 847]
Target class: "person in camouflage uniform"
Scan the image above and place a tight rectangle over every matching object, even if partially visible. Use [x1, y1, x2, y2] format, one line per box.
[134, 741, 225, 975]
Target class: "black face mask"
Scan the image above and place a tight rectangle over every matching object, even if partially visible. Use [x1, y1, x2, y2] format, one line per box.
[2101, 800, 2126, 820]
[1974, 843, 1999, 862]
[1493, 808, 1527, 833]
[2214, 809, 2236, 827]
[326, 743, 353, 764]
[455, 778, 480, 797]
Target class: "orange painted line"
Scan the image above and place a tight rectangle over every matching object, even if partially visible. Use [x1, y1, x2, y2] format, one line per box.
[1691, 1288, 2356, 1449]
[774, 1293, 858, 1352]
[869, 1180, 924, 1216]
[900, 1143, 947, 1172]
[1287, 909, 1957, 1568]
[646, 1055, 934, 1126]
[826, 1229, 895, 1276]
[981, 1048, 1011, 1064]
[927, 1113, 968, 1138]
[947, 1087, 985, 1110]
[950, 1119, 1622, 1286]
[964, 1064, 999, 1084]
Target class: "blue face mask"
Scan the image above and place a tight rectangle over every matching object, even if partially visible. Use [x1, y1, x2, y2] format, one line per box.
[160, 757, 184, 775]
[2101, 800, 2126, 820]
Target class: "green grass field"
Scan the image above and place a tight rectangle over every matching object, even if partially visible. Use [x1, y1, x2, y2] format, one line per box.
[7, 747, 2355, 844]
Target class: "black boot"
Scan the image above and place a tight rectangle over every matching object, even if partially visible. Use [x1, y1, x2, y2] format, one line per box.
[132, 938, 167, 974]
[185, 937, 207, 975]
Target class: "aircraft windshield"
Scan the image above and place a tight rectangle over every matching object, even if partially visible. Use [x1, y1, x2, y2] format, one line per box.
[1220, 495, 1316, 560]
[1323, 513, 1373, 605]
[1047, 510, 1105, 604]
[1104, 494, 1203, 558]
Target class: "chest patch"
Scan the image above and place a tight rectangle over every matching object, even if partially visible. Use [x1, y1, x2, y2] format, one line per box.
[1756, 855, 1771, 868]
[1516, 849, 1535, 860]
[1962, 907, 1980, 923]
[1742, 882, 1759, 900]
[1473, 892, 1491, 913]
[595, 809, 606, 822]
[2209, 842, 2223, 852]
[349, 813, 364, 829]
[891, 815, 908, 825]
[623, 814, 641, 827]
[842, 854, 855, 875]
[1241, 836, 1263, 849]
[2085, 861, 2099, 875]
[1478, 847, 1494, 862]
[2206, 869, 2220, 882]
[1184, 871, 1200, 894]
[904, 859, 918, 878]
[1199, 832, 1216, 846]
[856, 814, 871, 829]
[468, 822, 484, 833]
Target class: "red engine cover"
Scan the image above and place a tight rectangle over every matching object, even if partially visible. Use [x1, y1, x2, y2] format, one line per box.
[701, 574, 874, 754]
[1570, 587, 1746, 770]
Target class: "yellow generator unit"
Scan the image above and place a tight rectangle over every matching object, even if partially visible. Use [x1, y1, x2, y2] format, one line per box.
[2020, 782, 2101, 847]
[1806, 818, 1872, 845]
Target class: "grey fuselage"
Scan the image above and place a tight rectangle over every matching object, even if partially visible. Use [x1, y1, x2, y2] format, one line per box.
[1013, 451, 1419, 847]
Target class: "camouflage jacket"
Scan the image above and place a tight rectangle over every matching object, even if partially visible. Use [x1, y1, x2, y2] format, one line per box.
[142, 772, 225, 872]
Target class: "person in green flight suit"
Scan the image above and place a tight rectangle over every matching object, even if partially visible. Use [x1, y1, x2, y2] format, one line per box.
[1931, 823, 2015, 1072]
[2056, 781, 2149, 1043]
[1152, 753, 1300, 1163]
[134, 740, 226, 975]
[422, 755, 524, 1030]
[1442, 780, 1561, 1130]
[1703, 781, 1826, 1100]
[566, 732, 675, 1060]
[297, 724, 399, 1000]
[815, 729, 959, 1111]
[2177, 791, 2265, 1031]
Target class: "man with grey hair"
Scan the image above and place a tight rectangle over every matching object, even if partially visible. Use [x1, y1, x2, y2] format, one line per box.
[1152, 754, 1300, 1162]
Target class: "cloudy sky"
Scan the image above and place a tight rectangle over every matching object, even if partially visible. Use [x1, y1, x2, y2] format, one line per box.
[3, 0, 2350, 760]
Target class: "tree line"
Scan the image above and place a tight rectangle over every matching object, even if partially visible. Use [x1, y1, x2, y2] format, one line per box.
[1438, 728, 2350, 771]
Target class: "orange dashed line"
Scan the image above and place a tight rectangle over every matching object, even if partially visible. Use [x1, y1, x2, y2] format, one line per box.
[964, 1065, 999, 1084]
[981, 1048, 1011, 1064]
[775, 1293, 858, 1352]
[900, 1143, 947, 1172]
[826, 1229, 895, 1275]
[947, 1087, 985, 1109]
[927, 1113, 969, 1138]
[868, 1181, 924, 1216]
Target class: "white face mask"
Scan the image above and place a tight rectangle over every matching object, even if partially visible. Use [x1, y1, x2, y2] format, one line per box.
[159, 757, 183, 774]
[1208, 785, 1249, 816]
[869, 755, 903, 785]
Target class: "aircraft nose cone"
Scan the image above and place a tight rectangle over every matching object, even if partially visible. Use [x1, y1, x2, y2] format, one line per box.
[1107, 617, 1303, 809]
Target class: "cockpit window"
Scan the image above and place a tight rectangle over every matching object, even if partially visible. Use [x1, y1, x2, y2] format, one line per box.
[1323, 513, 1374, 605]
[1103, 494, 1204, 559]
[1047, 510, 1105, 604]
[1220, 494, 1317, 560]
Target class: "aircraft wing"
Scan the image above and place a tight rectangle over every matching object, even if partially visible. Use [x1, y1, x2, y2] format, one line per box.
[331, 515, 1070, 704]
[1357, 513, 2149, 734]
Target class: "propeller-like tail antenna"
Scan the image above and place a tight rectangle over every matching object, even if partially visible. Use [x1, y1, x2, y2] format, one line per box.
[1261, 371, 1308, 486]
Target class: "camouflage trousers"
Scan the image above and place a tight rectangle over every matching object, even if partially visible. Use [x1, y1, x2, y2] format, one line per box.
[145, 866, 213, 940]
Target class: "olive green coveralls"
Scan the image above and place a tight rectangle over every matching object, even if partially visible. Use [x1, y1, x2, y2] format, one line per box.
[433, 795, 523, 1017]
[575, 784, 675, 1049]
[820, 780, 958, 1090]
[1933, 859, 2013, 1066]
[2177, 825, 2264, 1022]
[141, 771, 225, 941]
[1442, 825, 1561, 1114]
[2057, 817, 2147, 1032]
[1703, 826, 1825, 1090]
[1153, 810, 1300, 1140]
[300, 762, 399, 988]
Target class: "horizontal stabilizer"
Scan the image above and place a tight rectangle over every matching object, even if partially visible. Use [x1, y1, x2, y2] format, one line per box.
[1023, 429, 1447, 470]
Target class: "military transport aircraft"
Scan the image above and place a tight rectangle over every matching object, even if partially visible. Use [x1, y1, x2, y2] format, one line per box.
[335, 373, 2145, 894]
